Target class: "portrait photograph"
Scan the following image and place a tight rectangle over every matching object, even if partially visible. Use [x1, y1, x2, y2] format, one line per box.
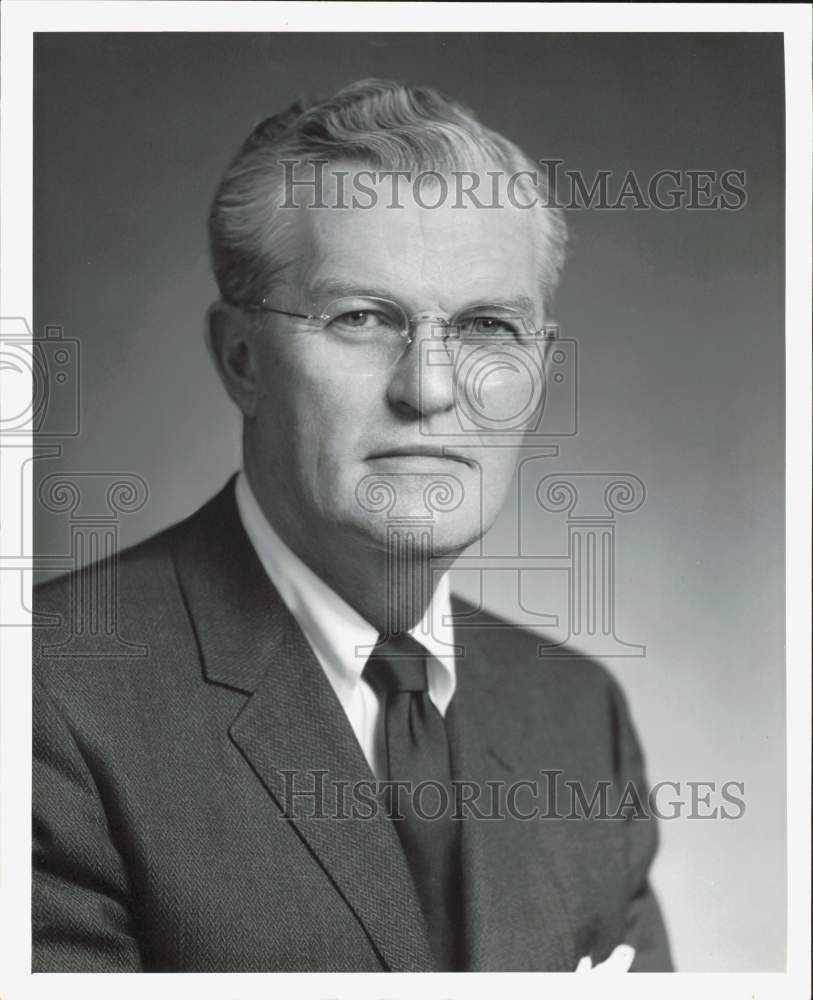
[0, 4, 810, 999]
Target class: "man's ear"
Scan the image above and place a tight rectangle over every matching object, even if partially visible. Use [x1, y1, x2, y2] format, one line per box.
[205, 302, 260, 418]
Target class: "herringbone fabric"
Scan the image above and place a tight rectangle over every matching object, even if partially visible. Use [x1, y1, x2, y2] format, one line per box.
[31, 474, 673, 972]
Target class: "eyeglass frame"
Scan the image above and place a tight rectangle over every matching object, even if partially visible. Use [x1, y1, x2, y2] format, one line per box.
[226, 294, 558, 346]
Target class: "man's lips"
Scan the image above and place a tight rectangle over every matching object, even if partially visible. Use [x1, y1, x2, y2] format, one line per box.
[367, 446, 475, 468]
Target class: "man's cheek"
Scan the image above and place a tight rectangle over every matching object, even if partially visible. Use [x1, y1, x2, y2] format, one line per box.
[479, 448, 521, 491]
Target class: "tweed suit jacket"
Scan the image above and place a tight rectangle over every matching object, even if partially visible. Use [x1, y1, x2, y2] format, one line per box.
[32, 476, 673, 972]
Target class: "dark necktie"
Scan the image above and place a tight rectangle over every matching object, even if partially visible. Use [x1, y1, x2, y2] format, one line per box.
[362, 632, 462, 971]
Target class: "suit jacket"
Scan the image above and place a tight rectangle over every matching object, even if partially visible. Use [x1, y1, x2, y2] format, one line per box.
[32, 476, 673, 972]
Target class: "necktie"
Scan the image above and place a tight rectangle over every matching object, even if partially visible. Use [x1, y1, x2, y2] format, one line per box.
[362, 632, 462, 970]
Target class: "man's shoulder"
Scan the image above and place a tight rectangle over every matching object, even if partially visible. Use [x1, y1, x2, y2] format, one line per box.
[35, 511, 183, 621]
[34, 476, 236, 614]
[32, 478, 237, 695]
[450, 595, 623, 712]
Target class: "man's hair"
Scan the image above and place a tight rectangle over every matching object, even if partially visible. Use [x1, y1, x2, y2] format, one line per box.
[209, 78, 567, 311]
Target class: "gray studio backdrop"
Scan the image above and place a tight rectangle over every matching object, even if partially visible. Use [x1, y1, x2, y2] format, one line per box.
[33, 33, 785, 971]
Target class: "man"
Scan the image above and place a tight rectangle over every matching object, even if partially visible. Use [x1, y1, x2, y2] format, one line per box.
[33, 79, 672, 972]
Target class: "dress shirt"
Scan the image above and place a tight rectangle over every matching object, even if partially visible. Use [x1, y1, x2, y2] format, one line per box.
[234, 470, 457, 778]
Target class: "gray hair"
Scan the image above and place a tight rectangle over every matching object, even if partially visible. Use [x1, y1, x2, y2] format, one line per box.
[209, 78, 567, 311]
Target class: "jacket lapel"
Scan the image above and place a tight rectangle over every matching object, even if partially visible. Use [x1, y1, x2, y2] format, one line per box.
[170, 477, 435, 972]
[447, 606, 579, 971]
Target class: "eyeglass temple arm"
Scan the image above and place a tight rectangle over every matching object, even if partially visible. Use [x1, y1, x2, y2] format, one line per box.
[223, 297, 327, 321]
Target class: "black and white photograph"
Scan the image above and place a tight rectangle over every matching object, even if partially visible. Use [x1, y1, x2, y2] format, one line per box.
[0, 3, 810, 997]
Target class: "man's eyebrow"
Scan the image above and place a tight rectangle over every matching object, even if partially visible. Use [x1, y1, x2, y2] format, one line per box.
[466, 295, 537, 314]
[446, 295, 540, 319]
[308, 278, 388, 300]
[308, 281, 538, 316]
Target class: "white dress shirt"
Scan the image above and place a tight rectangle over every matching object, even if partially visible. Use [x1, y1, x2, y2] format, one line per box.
[234, 471, 457, 779]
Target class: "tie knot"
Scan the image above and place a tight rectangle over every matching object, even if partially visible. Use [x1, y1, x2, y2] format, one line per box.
[363, 632, 429, 695]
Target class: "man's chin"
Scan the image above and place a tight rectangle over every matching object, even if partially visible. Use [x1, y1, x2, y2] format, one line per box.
[345, 509, 487, 560]
[340, 466, 492, 555]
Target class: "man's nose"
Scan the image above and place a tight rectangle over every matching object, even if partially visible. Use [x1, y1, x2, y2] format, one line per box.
[385, 318, 456, 417]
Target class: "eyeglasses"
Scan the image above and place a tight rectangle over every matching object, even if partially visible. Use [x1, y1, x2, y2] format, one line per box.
[231, 293, 551, 373]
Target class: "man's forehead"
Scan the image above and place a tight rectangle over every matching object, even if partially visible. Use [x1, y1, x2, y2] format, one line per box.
[300, 163, 536, 235]
[282, 162, 542, 305]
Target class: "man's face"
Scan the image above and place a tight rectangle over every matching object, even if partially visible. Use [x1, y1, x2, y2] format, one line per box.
[244, 166, 548, 557]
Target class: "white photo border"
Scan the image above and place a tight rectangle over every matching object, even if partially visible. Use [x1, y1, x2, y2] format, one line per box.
[1, 3, 810, 998]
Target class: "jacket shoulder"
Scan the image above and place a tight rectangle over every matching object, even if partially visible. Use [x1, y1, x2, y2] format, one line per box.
[34, 518, 179, 626]
[451, 594, 621, 705]
[33, 476, 236, 627]
[31, 490, 221, 701]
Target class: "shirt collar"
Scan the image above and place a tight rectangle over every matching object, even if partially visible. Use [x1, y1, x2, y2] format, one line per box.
[234, 470, 456, 713]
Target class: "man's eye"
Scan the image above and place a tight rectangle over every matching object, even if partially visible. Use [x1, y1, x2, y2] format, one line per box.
[339, 310, 375, 328]
[462, 316, 521, 337]
[329, 310, 402, 338]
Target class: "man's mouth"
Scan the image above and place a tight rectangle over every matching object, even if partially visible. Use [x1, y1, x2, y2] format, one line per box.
[367, 446, 475, 468]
